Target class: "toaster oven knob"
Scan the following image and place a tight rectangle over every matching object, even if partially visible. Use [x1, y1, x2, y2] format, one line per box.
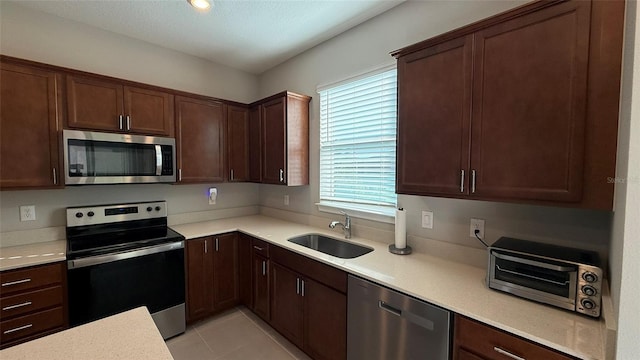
[87, 211, 95, 217]
[581, 298, 596, 310]
[155, 206, 161, 211]
[582, 285, 597, 297]
[582, 272, 598, 283]
[75, 212, 83, 218]
[146, 206, 153, 212]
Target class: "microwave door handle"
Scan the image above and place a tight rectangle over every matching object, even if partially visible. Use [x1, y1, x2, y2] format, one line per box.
[495, 265, 571, 286]
[492, 252, 576, 272]
[155, 145, 162, 176]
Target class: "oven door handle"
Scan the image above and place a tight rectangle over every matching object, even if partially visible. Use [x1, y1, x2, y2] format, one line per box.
[492, 251, 576, 272]
[68, 241, 184, 269]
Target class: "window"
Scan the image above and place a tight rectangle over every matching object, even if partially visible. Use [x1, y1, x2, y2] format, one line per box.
[318, 66, 397, 220]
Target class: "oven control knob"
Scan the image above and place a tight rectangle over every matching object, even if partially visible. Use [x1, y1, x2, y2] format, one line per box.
[147, 207, 153, 212]
[582, 285, 597, 296]
[582, 272, 598, 283]
[87, 211, 95, 217]
[75, 212, 83, 218]
[155, 206, 161, 211]
[581, 298, 596, 310]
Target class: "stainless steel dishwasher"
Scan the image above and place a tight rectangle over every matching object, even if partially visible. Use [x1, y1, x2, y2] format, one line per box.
[348, 275, 451, 360]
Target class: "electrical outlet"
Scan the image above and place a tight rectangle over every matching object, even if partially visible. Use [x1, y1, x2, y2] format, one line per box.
[469, 218, 485, 238]
[421, 211, 433, 229]
[20, 205, 36, 221]
[208, 187, 217, 205]
[284, 195, 289, 206]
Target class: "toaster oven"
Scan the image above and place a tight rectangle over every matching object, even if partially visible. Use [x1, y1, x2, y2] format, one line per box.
[487, 237, 602, 318]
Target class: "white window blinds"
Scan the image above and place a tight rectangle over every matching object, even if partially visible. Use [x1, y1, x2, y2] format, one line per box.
[319, 67, 397, 208]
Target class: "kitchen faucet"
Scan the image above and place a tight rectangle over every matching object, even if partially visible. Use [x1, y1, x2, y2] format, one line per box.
[329, 211, 351, 239]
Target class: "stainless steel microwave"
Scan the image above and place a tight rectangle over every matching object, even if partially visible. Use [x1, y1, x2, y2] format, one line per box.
[487, 237, 602, 318]
[63, 129, 176, 185]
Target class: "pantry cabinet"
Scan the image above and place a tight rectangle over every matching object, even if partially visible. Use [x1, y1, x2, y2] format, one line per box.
[394, 0, 624, 209]
[175, 95, 226, 184]
[66, 75, 174, 136]
[0, 61, 63, 189]
[185, 233, 238, 323]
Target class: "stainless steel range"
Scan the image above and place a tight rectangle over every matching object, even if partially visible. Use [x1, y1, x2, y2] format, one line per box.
[65, 201, 185, 339]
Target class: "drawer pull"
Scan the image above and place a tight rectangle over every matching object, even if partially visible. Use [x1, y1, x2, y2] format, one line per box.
[2, 301, 32, 311]
[253, 246, 264, 251]
[3, 324, 33, 334]
[494, 347, 526, 360]
[1, 278, 31, 287]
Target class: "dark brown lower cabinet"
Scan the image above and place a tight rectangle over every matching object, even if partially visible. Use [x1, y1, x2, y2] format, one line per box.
[303, 278, 347, 360]
[252, 254, 270, 321]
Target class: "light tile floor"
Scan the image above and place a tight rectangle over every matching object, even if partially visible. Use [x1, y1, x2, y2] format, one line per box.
[166, 307, 312, 360]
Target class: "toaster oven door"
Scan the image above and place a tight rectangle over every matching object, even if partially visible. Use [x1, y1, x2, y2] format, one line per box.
[488, 251, 577, 310]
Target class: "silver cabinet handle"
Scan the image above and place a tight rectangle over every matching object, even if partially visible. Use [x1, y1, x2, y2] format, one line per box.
[494, 347, 525, 360]
[3, 301, 32, 311]
[296, 278, 300, 294]
[230, 169, 234, 181]
[471, 169, 477, 193]
[279, 169, 284, 183]
[262, 261, 266, 276]
[253, 246, 264, 251]
[4, 324, 32, 334]
[178, 169, 182, 182]
[215, 238, 219, 252]
[460, 169, 465, 193]
[126, 115, 131, 131]
[118, 115, 123, 130]
[204, 240, 207, 254]
[301, 279, 305, 297]
[53, 167, 57, 185]
[1, 278, 31, 287]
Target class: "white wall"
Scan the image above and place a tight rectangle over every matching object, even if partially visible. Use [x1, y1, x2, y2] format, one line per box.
[0, 2, 261, 243]
[258, 0, 612, 261]
[610, 0, 640, 358]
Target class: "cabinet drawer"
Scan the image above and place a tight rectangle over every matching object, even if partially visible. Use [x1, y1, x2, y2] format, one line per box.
[1, 286, 63, 319]
[271, 246, 347, 293]
[0, 263, 63, 295]
[454, 315, 574, 360]
[251, 238, 270, 258]
[0, 306, 64, 344]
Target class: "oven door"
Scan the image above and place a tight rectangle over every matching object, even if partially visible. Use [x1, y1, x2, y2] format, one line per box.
[67, 241, 185, 338]
[63, 129, 176, 185]
[488, 250, 577, 311]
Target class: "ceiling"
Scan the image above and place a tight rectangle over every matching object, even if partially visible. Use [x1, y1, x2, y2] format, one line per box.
[13, 0, 404, 74]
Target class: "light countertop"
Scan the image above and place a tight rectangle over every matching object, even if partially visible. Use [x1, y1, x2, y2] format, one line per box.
[0, 306, 173, 360]
[172, 215, 606, 360]
[0, 215, 607, 359]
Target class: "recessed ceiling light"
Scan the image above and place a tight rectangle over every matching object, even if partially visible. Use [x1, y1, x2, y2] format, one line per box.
[187, 0, 211, 11]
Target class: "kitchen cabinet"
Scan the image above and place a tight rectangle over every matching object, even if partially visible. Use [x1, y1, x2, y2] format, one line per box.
[270, 246, 347, 360]
[0, 262, 68, 349]
[67, 74, 174, 136]
[0, 61, 62, 189]
[238, 234, 252, 307]
[227, 105, 249, 182]
[253, 91, 310, 186]
[185, 233, 238, 323]
[251, 238, 271, 321]
[248, 106, 262, 182]
[394, 0, 624, 209]
[175, 95, 226, 184]
[453, 315, 574, 360]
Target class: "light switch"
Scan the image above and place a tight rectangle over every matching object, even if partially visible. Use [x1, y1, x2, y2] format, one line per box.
[20, 205, 36, 221]
[421, 211, 433, 229]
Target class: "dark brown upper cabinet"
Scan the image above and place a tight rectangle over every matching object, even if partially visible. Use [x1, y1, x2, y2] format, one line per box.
[1, 61, 63, 189]
[175, 95, 226, 184]
[227, 105, 249, 182]
[66, 75, 174, 136]
[393, 0, 624, 209]
[253, 91, 310, 186]
[248, 106, 262, 182]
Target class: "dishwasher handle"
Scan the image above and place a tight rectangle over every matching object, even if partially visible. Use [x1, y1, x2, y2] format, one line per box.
[378, 300, 435, 331]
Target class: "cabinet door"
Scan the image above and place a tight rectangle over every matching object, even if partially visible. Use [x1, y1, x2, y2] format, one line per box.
[66, 75, 124, 132]
[470, 1, 591, 202]
[270, 263, 303, 347]
[456, 348, 486, 360]
[237, 234, 252, 307]
[186, 238, 214, 322]
[248, 106, 262, 182]
[123, 86, 174, 136]
[252, 254, 270, 321]
[396, 35, 473, 196]
[227, 105, 249, 182]
[261, 97, 287, 184]
[212, 233, 238, 310]
[175, 96, 226, 183]
[303, 278, 346, 360]
[1, 63, 62, 188]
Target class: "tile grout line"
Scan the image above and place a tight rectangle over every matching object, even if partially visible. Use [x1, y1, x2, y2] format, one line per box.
[192, 325, 220, 359]
[238, 308, 304, 360]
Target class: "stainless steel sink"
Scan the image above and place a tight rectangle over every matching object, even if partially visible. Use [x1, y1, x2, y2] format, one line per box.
[287, 234, 373, 259]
